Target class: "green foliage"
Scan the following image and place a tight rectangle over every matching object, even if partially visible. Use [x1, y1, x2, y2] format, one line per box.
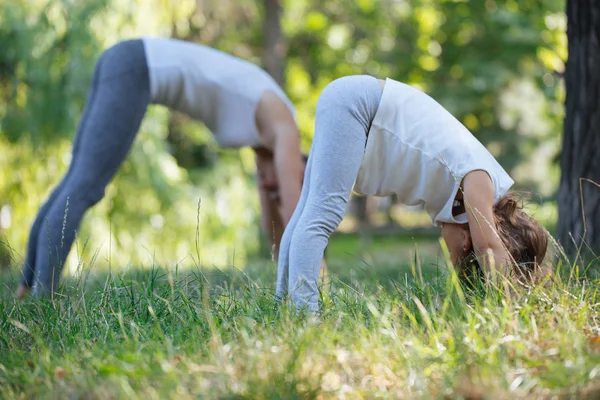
[0, 0, 106, 145]
[284, 0, 566, 198]
[0, 0, 567, 271]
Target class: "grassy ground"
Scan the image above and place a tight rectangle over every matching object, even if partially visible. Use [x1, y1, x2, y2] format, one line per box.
[1, 236, 600, 399]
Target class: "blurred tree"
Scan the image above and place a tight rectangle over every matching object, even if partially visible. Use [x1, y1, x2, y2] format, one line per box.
[263, 0, 285, 85]
[257, 0, 287, 258]
[0, 0, 107, 145]
[557, 0, 600, 260]
[284, 0, 564, 188]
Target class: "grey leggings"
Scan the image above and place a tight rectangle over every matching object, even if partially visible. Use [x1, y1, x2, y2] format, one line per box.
[276, 75, 382, 313]
[20, 39, 150, 296]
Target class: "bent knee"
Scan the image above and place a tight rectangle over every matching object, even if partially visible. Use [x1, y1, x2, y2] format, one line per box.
[295, 204, 345, 238]
[64, 177, 107, 208]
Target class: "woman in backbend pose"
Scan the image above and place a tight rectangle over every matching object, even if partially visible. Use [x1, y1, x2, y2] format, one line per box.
[277, 75, 548, 313]
[18, 37, 306, 298]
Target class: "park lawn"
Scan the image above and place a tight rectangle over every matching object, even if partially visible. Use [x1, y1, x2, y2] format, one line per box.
[1, 237, 600, 399]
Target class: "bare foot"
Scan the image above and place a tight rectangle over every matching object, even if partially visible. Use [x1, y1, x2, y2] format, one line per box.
[16, 284, 30, 300]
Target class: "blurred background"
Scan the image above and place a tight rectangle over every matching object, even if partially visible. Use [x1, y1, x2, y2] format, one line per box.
[0, 0, 565, 275]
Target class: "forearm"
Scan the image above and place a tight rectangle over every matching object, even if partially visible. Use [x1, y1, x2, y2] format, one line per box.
[274, 131, 302, 225]
[258, 186, 285, 258]
[476, 245, 512, 279]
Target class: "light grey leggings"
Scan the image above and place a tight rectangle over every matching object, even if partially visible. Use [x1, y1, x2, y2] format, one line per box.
[20, 39, 150, 296]
[276, 75, 382, 313]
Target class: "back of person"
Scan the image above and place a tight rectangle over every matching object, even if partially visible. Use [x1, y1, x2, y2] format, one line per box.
[142, 37, 295, 148]
[354, 78, 514, 226]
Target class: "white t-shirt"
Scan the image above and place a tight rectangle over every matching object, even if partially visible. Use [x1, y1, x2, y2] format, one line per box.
[354, 78, 514, 226]
[141, 37, 295, 148]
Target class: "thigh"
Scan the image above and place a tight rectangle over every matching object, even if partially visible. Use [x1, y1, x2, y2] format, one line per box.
[70, 72, 150, 197]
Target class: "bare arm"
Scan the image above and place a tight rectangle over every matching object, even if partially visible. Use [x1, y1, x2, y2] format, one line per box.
[271, 129, 302, 225]
[254, 91, 303, 262]
[255, 92, 303, 226]
[256, 176, 284, 258]
[462, 170, 513, 278]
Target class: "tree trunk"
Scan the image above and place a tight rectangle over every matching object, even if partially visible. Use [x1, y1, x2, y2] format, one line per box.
[256, 0, 286, 259]
[557, 1, 600, 261]
[263, 0, 285, 85]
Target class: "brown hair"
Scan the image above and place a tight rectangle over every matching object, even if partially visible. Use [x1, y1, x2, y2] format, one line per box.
[459, 192, 549, 283]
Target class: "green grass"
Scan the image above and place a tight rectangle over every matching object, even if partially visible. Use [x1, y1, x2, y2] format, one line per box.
[1, 241, 600, 399]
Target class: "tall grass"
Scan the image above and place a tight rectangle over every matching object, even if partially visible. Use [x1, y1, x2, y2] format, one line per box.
[1, 246, 599, 399]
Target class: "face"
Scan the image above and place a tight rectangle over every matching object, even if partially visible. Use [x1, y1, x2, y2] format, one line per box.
[255, 150, 278, 201]
[440, 222, 471, 266]
[254, 148, 308, 203]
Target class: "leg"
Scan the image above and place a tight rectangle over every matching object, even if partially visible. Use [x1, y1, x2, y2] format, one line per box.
[276, 148, 314, 298]
[28, 40, 151, 297]
[20, 55, 104, 290]
[287, 75, 382, 313]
